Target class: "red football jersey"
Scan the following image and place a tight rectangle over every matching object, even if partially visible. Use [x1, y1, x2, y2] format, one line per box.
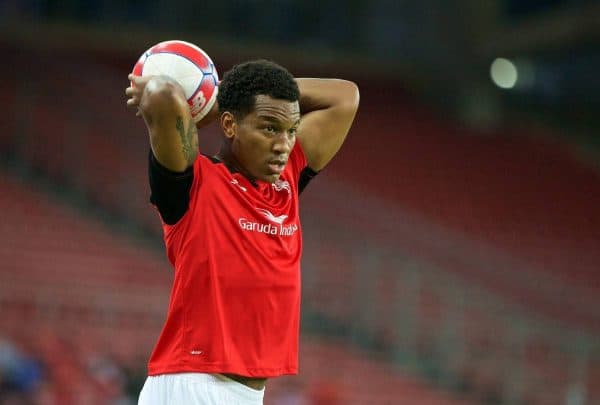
[148, 143, 307, 377]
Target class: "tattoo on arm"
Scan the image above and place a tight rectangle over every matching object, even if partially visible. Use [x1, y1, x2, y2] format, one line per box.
[175, 116, 197, 164]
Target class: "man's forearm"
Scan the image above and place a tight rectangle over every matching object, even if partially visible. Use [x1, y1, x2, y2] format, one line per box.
[296, 78, 359, 114]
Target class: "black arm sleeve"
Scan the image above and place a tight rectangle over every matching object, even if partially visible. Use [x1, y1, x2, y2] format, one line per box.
[148, 151, 194, 225]
[298, 166, 319, 194]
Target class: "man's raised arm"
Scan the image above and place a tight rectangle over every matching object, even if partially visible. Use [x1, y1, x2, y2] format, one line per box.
[126, 74, 200, 172]
[295, 78, 360, 171]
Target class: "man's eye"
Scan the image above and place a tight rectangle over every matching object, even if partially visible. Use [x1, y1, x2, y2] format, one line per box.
[264, 126, 276, 133]
[289, 128, 298, 136]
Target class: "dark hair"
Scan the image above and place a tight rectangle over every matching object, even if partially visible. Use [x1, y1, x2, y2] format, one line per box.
[217, 59, 300, 118]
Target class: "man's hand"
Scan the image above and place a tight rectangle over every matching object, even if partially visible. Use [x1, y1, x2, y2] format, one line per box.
[125, 74, 153, 117]
[127, 73, 220, 129]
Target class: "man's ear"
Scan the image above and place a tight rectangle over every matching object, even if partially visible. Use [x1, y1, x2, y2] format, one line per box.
[220, 111, 237, 139]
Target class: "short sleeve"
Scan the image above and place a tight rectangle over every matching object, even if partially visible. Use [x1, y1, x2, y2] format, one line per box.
[287, 142, 318, 194]
[288, 142, 307, 178]
[148, 151, 194, 225]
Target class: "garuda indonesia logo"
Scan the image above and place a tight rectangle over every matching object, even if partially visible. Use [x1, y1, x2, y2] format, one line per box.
[255, 208, 288, 224]
[238, 208, 297, 236]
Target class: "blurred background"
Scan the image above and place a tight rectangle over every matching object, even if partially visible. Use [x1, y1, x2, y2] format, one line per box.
[0, 0, 599, 404]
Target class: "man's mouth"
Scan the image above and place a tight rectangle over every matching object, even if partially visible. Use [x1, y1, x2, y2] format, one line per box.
[267, 160, 286, 174]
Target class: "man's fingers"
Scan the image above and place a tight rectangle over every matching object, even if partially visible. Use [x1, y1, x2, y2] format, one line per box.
[126, 74, 146, 118]
[129, 73, 144, 85]
[125, 99, 142, 118]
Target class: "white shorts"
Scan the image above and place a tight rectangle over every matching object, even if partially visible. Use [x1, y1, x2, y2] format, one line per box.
[138, 373, 265, 405]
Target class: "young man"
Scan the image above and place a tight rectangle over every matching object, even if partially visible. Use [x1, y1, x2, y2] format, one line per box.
[125, 59, 359, 404]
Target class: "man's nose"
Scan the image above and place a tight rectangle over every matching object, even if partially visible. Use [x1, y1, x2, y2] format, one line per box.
[272, 135, 293, 154]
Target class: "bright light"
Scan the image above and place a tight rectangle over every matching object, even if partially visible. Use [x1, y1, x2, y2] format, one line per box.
[490, 58, 518, 89]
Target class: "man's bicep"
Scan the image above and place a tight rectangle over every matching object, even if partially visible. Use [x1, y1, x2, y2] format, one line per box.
[148, 151, 194, 225]
[297, 101, 358, 171]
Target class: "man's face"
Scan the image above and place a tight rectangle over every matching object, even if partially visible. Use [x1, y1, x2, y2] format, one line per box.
[229, 95, 300, 183]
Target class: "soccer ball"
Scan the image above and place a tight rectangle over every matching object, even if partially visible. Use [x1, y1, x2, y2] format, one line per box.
[132, 40, 219, 123]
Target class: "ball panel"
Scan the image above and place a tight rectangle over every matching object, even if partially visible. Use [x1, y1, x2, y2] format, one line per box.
[199, 75, 218, 110]
[195, 81, 218, 122]
[132, 55, 144, 77]
[153, 40, 214, 72]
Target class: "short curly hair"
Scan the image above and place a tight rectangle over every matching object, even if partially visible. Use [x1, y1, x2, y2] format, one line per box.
[217, 59, 300, 118]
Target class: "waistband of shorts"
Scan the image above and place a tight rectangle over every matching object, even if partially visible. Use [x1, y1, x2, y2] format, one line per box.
[212, 373, 265, 400]
[152, 372, 265, 402]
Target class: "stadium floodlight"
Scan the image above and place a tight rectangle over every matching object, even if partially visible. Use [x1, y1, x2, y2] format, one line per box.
[490, 58, 518, 89]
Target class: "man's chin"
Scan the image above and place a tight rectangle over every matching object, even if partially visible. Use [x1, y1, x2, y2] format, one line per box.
[260, 173, 281, 184]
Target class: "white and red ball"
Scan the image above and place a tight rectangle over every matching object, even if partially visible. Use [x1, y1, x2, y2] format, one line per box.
[132, 40, 218, 122]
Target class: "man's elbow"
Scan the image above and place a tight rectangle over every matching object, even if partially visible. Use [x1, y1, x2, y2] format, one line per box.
[341, 80, 360, 112]
[339, 81, 360, 121]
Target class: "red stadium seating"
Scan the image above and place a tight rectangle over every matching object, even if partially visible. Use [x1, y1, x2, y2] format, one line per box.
[332, 83, 600, 295]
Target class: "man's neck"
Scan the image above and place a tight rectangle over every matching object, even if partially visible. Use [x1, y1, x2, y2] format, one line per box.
[215, 146, 258, 185]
